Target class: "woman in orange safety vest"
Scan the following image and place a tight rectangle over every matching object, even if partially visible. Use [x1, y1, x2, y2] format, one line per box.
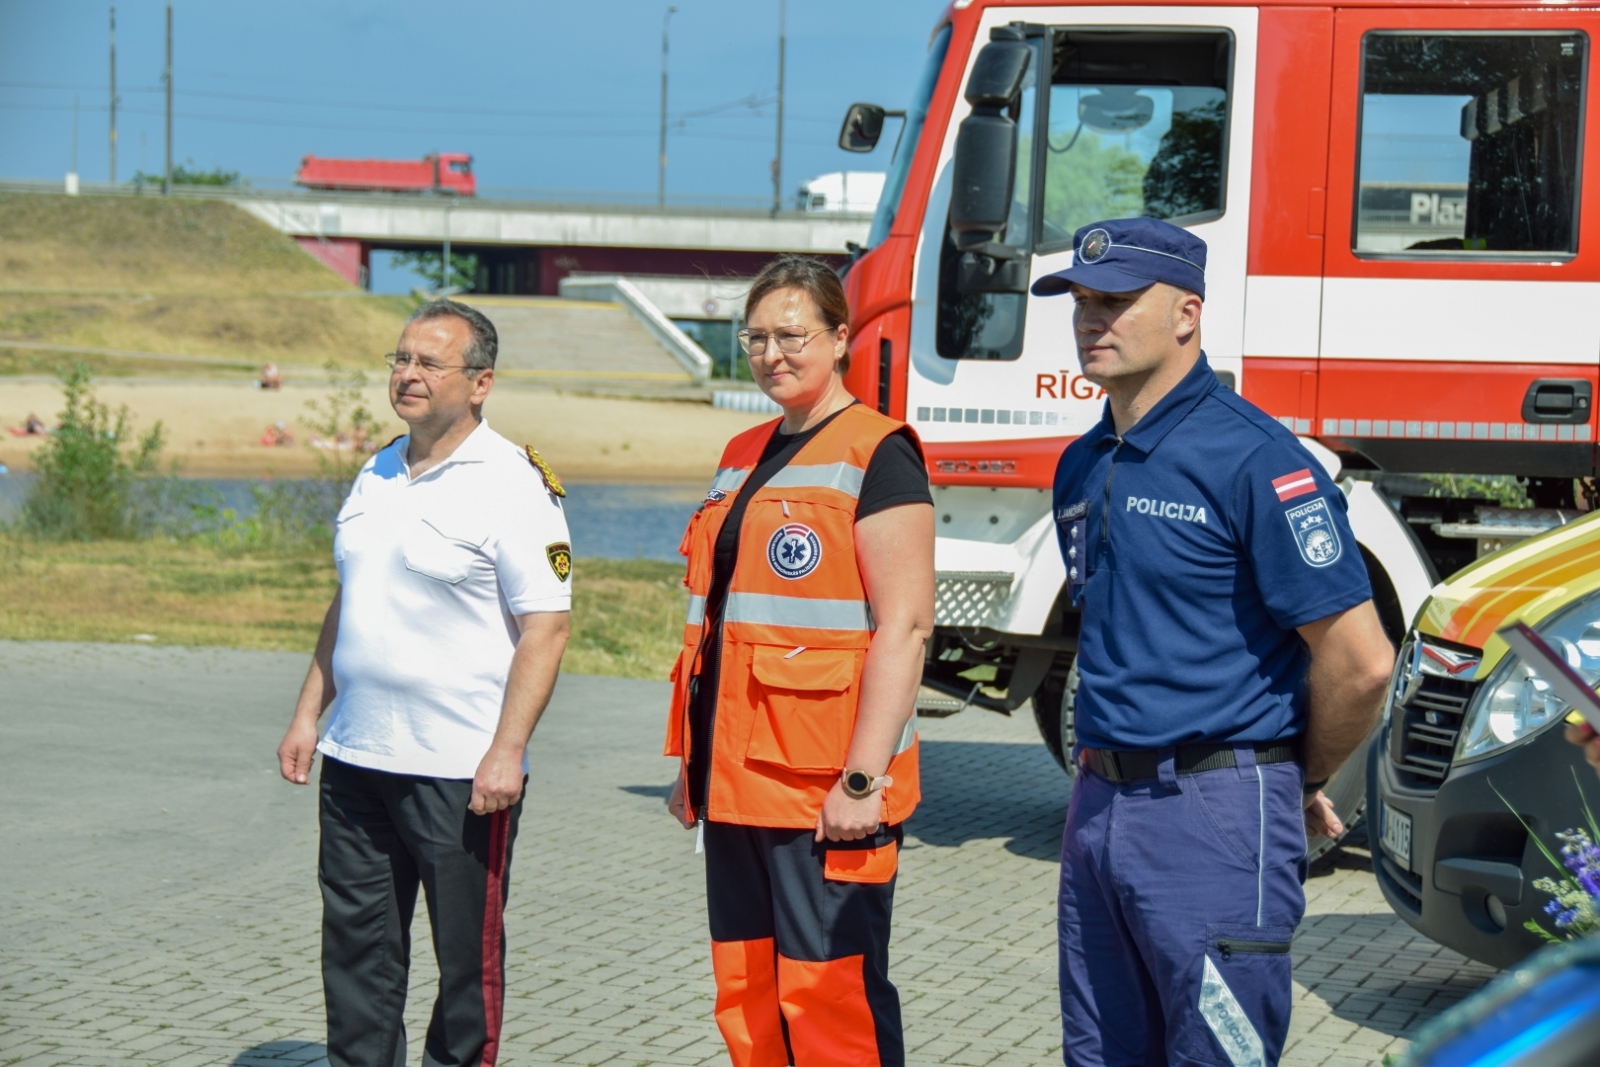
[666, 254, 935, 1067]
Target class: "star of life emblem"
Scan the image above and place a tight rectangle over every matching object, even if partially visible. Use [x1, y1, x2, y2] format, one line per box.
[1284, 497, 1342, 568]
[1079, 228, 1113, 263]
[767, 523, 822, 580]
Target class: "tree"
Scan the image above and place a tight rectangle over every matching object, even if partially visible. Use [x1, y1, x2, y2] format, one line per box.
[390, 251, 478, 292]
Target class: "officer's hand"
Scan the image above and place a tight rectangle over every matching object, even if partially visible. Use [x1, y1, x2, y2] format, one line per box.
[816, 780, 883, 843]
[1303, 790, 1344, 839]
[1565, 721, 1600, 776]
[277, 718, 319, 785]
[666, 772, 694, 828]
[470, 744, 526, 816]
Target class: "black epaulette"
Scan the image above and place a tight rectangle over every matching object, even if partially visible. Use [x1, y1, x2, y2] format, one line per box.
[524, 446, 566, 497]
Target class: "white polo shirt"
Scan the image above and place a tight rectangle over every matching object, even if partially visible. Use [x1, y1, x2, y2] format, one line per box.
[317, 420, 572, 779]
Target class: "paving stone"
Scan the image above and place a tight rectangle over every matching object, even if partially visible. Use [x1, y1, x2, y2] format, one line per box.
[0, 642, 1500, 1066]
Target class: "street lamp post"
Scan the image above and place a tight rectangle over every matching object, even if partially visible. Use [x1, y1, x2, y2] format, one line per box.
[658, 6, 678, 209]
[771, 0, 786, 216]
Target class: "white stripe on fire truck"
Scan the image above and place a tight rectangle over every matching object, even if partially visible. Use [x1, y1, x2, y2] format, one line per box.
[724, 592, 875, 632]
[1289, 418, 1595, 443]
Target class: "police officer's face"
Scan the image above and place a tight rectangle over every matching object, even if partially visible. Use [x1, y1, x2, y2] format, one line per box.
[1069, 281, 1201, 386]
[745, 287, 847, 409]
[389, 316, 493, 427]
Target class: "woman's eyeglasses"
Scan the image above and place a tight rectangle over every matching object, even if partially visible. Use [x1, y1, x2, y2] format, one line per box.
[737, 326, 834, 357]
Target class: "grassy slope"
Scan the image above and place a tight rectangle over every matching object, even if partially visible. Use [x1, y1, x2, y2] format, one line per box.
[0, 193, 409, 372]
[0, 533, 686, 680]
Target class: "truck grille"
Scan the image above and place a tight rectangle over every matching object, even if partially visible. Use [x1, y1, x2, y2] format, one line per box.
[1388, 637, 1482, 791]
[934, 571, 1015, 629]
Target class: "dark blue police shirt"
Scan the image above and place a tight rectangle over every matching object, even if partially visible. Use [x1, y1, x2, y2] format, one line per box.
[1053, 354, 1372, 751]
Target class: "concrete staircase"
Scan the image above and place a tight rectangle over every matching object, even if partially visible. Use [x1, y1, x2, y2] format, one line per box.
[459, 296, 701, 396]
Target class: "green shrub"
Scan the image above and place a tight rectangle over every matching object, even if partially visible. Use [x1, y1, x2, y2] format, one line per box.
[21, 364, 166, 539]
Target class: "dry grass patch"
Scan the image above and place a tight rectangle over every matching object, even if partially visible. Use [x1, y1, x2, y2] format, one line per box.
[0, 533, 685, 679]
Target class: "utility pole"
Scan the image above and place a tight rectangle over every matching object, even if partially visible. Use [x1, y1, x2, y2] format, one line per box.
[109, 6, 117, 185]
[164, 3, 172, 196]
[771, 0, 785, 216]
[658, 6, 677, 208]
[442, 203, 451, 293]
[67, 96, 80, 195]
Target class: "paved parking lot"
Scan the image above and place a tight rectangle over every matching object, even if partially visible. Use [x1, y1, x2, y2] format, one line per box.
[0, 642, 1497, 1066]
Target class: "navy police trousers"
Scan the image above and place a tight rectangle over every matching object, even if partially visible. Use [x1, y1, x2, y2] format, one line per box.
[1058, 749, 1308, 1067]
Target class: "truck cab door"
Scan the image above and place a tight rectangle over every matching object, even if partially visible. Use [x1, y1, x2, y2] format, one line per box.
[907, 6, 1260, 467]
[1317, 8, 1600, 478]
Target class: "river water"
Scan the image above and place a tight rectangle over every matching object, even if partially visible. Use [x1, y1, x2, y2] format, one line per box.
[0, 474, 701, 563]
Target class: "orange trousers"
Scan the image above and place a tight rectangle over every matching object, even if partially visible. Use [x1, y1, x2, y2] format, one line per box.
[704, 821, 904, 1067]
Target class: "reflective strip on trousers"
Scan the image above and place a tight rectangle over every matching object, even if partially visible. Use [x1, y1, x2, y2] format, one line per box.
[711, 468, 750, 492]
[724, 592, 874, 632]
[762, 462, 866, 499]
[686, 595, 706, 626]
[894, 716, 916, 755]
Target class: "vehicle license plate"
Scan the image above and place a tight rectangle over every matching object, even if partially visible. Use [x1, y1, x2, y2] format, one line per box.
[1380, 802, 1412, 871]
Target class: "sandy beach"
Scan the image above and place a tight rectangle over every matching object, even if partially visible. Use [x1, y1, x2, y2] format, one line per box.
[0, 378, 768, 482]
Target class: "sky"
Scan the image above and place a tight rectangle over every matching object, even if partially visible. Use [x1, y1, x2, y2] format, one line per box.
[0, 0, 944, 205]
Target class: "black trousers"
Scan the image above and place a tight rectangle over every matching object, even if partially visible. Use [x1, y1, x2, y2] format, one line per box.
[318, 757, 521, 1067]
[705, 821, 905, 1067]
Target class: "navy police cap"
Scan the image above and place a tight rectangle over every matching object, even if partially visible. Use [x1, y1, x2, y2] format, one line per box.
[1031, 217, 1207, 301]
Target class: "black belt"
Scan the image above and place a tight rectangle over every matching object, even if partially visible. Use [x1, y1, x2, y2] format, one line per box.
[1079, 741, 1300, 785]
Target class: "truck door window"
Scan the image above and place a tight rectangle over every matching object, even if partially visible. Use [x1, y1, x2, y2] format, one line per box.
[1039, 31, 1232, 250]
[1355, 33, 1585, 257]
[936, 40, 1040, 361]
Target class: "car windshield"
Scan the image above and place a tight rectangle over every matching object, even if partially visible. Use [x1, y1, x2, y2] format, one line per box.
[867, 23, 953, 249]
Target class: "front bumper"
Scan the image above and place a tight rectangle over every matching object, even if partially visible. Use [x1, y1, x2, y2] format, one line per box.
[1370, 719, 1594, 969]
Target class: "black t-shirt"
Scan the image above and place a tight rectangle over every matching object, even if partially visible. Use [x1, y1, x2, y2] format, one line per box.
[688, 404, 932, 813]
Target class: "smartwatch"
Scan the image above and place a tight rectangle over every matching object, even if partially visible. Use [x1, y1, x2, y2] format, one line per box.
[842, 769, 893, 799]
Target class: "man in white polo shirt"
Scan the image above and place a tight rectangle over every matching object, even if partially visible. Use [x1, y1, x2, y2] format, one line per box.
[276, 299, 571, 1067]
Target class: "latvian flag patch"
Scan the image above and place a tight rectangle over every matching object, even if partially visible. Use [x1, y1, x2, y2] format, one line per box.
[1272, 468, 1318, 502]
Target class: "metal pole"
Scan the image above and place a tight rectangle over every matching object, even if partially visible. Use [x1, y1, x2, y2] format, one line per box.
[71, 96, 78, 173]
[109, 6, 117, 185]
[442, 204, 451, 293]
[772, 0, 785, 215]
[164, 4, 172, 196]
[658, 6, 677, 208]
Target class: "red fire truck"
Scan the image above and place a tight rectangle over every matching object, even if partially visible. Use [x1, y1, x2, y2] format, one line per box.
[835, 0, 1598, 849]
[294, 153, 476, 196]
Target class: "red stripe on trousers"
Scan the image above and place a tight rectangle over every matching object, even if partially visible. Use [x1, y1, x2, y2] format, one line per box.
[480, 809, 510, 1067]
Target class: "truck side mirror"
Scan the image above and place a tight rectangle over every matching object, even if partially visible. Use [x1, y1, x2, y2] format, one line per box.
[839, 103, 887, 152]
[950, 27, 1032, 294]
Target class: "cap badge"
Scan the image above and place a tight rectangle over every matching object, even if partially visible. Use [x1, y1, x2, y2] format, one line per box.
[1079, 228, 1112, 263]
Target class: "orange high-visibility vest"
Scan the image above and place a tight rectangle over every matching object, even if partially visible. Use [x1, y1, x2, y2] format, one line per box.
[665, 404, 922, 829]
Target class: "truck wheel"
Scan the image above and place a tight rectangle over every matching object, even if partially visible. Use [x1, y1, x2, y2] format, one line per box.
[1032, 659, 1079, 776]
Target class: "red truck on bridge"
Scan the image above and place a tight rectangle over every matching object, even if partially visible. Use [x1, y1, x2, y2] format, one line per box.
[294, 153, 475, 196]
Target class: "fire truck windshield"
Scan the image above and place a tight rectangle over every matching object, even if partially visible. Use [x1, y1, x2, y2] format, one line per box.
[867, 22, 953, 249]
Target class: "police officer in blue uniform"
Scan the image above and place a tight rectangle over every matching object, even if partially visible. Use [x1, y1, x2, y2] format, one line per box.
[1034, 218, 1396, 1067]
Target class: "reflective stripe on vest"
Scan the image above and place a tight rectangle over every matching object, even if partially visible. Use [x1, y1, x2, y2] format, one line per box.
[894, 716, 917, 756]
[724, 592, 874, 632]
[763, 461, 866, 498]
[686, 594, 706, 626]
[711, 467, 749, 492]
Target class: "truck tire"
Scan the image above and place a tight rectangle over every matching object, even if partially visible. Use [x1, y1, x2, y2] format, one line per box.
[1038, 661, 1371, 861]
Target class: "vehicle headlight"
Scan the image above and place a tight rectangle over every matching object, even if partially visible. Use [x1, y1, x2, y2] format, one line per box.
[1456, 589, 1600, 764]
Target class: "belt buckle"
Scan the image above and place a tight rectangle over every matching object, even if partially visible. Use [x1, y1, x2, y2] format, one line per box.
[1102, 749, 1123, 782]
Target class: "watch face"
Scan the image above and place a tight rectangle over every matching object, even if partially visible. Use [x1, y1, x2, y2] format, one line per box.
[845, 770, 872, 795]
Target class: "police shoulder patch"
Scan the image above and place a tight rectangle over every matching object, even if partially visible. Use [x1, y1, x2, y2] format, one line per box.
[767, 523, 822, 580]
[524, 446, 566, 498]
[546, 542, 572, 582]
[1284, 497, 1342, 567]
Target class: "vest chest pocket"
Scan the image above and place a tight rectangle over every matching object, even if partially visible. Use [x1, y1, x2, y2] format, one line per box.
[744, 645, 862, 774]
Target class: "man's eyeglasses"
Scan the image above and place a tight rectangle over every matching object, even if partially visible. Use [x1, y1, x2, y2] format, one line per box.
[737, 326, 834, 357]
[384, 351, 474, 378]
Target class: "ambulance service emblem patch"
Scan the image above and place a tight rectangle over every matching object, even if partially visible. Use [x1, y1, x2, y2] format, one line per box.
[1284, 498, 1341, 568]
[1079, 228, 1112, 263]
[767, 523, 822, 580]
[546, 542, 572, 582]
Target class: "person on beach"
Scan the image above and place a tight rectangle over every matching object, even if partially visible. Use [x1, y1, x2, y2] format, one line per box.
[276, 299, 572, 1067]
[665, 255, 935, 1067]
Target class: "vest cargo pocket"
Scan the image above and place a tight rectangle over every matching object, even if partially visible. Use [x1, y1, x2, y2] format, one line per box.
[824, 841, 898, 884]
[745, 645, 861, 774]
